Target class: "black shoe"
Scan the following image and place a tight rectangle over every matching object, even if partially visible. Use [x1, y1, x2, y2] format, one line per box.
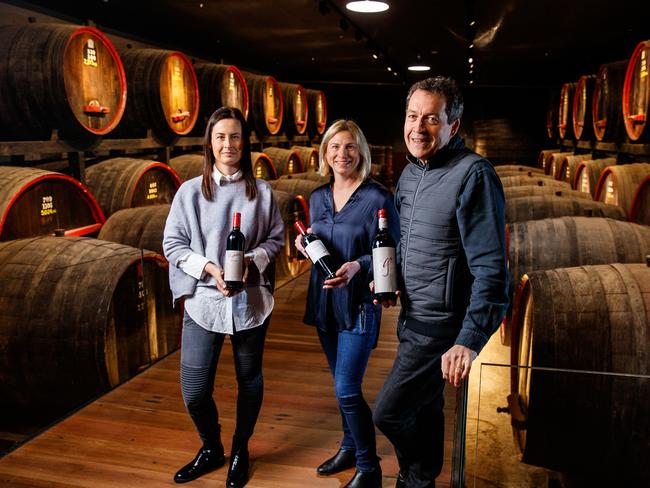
[226, 448, 250, 488]
[316, 448, 357, 475]
[395, 471, 407, 488]
[343, 467, 382, 488]
[174, 447, 226, 483]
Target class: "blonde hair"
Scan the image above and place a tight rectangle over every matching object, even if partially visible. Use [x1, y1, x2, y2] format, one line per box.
[318, 119, 371, 181]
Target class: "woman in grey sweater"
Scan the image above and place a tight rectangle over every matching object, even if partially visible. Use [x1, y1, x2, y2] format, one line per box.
[163, 107, 284, 487]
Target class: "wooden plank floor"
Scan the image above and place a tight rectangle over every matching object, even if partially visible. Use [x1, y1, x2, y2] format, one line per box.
[0, 272, 457, 487]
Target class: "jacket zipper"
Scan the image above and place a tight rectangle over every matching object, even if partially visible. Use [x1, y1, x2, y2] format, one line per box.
[403, 164, 427, 276]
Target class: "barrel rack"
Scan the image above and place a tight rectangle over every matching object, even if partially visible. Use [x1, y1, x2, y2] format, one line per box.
[559, 139, 650, 159]
[0, 131, 318, 184]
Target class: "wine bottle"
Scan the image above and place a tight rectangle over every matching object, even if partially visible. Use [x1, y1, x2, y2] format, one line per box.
[294, 220, 337, 280]
[224, 212, 245, 290]
[372, 208, 397, 301]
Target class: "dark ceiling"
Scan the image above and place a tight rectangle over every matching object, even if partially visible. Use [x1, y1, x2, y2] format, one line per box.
[8, 0, 650, 90]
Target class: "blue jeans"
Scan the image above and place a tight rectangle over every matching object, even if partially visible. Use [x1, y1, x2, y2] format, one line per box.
[317, 302, 380, 472]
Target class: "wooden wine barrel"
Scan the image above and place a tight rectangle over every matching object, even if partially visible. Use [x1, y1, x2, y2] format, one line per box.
[630, 175, 650, 225]
[537, 149, 560, 174]
[504, 186, 592, 201]
[98, 205, 171, 255]
[558, 82, 577, 140]
[494, 165, 544, 176]
[278, 172, 330, 183]
[306, 89, 327, 137]
[592, 60, 627, 142]
[194, 63, 249, 135]
[572, 75, 596, 140]
[557, 153, 593, 184]
[280, 83, 308, 136]
[268, 178, 324, 203]
[499, 175, 570, 189]
[116, 49, 199, 144]
[250, 152, 278, 180]
[0, 167, 105, 241]
[291, 146, 320, 172]
[272, 189, 310, 279]
[264, 147, 304, 176]
[0, 24, 126, 146]
[169, 153, 203, 182]
[548, 151, 575, 179]
[505, 196, 626, 223]
[85, 157, 182, 217]
[244, 73, 283, 139]
[0, 236, 180, 415]
[623, 40, 650, 142]
[508, 263, 650, 483]
[573, 157, 616, 195]
[595, 162, 650, 216]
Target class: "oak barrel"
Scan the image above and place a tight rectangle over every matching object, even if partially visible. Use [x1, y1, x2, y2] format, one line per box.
[116, 49, 199, 143]
[98, 205, 171, 255]
[268, 177, 324, 202]
[306, 89, 327, 137]
[244, 73, 283, 139]
[264, 147, 304, 176]
[278, 172, 330, 183]
[280, 82, 308, 136]
[557, 153, 593, 184]
[630, 175, 650, 225]
[592, 60, 627, 142]
[0, 24, 126, 146]
[503, 186, 592, 201]
[623, 40, 650, 141]
[494, 165, 544, 176]
[573, 157, 616, 195]
[251, 152, 278, 180]
[291, 146, 320, 172]
[0, 166, 105, 240]
[508, 263, 650, 483]
[169, 153, 203, 182]
[595, 162, 650, 216]
[537, 149, 560, 174]
[572, 75, 596, 140]
[505, 196, 626, 223]
[85, 157, 182, 217]
[558, 82, 577, 139]
[499, 175, 570, 189]
[0, 236, 180, 416]
[548, 151, 573, 179]
[194, 63, 249, 134]
[272, 189, 310, 279]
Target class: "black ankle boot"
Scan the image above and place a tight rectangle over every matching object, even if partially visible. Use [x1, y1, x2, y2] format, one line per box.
[226, 445, 250, 488]
[316, 448, 357, 475]
[343, 466, 382, 488]
[174, 446, 226, 483]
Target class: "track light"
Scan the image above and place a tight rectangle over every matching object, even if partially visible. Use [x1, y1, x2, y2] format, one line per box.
[346, 1, 389, 13]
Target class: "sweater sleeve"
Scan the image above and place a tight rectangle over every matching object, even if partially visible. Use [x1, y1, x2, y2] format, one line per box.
[454, 162, 509, 354]
[163, 185, 196, 268]
[248, 185, 284, 265]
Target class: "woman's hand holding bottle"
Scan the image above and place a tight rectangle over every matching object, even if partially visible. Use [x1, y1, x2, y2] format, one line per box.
[323, 261, 361, 289]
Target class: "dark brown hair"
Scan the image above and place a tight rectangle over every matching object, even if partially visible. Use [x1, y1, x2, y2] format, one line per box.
[201, 107, 257, 201]
[406, 76, 464, 123]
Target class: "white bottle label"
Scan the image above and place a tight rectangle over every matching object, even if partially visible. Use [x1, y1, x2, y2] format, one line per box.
[305, 239, 330, 263]
[224, 250, 244, 281]
[373, 246, 397, 293]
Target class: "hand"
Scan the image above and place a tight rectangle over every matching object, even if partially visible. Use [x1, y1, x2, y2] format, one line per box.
[323, 261, 361, 289]
[441, 344, 478, 388]
[370, 280, 400, 308]
[204, 262, 242, 297]
[294, 227, 311, 258]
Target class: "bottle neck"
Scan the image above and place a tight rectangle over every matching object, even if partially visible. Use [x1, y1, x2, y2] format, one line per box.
[378, 217, 388, 231]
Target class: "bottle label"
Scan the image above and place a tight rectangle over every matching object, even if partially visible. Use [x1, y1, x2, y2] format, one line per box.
[373, 247, 397, 293]
[305, 240, 330, 263]
[224, 250, 244, 281]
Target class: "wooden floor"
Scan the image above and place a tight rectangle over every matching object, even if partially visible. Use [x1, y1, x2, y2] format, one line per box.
[0, 272, 457, 487]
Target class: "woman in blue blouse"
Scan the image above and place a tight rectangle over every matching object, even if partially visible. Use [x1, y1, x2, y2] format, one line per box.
[295, 119, 400, 488]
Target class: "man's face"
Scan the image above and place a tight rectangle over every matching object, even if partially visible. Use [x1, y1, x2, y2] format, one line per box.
[404, 89, 460, 161]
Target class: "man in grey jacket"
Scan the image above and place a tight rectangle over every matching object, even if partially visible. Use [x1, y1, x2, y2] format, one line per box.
[373, 76, 509, 488]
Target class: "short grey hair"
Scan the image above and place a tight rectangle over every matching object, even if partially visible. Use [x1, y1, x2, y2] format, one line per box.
[406, 76, 464, 123]
[318, 119, 372, 181]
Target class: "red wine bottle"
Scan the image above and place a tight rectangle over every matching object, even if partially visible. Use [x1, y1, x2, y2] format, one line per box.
[294, 220, 336, 280]
[372, 208, 397, 301]
[224, 212, 245, 290]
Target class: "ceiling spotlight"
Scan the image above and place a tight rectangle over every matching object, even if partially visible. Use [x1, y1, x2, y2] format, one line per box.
[346, 1, 389, 13]
[387, 66, 392, 72]
[469, 20, 476, 26]
[469, 80, 474, 84]
[469, 43, 474, 49]
[393, 71, 398, 76]
[372, 53, 379, 59]
[408, 55, 430, 72]
[468, 57, 473, 63]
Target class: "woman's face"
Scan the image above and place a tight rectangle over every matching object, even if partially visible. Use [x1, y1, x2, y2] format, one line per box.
[211, 118, 243, 175]
[325, 130, 361, 179]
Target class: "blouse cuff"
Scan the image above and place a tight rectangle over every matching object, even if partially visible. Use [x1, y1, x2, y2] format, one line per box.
[177, 252, 211, 281]
[246, 247, 270, 274]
